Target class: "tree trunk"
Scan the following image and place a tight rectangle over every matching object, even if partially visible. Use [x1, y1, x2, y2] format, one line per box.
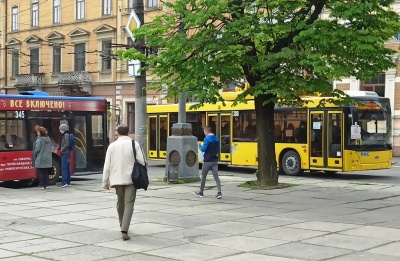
[255, 94, 278, 186]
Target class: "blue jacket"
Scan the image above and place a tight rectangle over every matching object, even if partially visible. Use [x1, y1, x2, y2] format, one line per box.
[199, 133, 220, 162]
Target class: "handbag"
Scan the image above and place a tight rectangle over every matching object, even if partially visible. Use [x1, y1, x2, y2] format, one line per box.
[131, 140, 149, 191]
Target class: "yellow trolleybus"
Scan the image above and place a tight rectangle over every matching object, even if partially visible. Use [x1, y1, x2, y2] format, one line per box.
[147, 91, 392, 175]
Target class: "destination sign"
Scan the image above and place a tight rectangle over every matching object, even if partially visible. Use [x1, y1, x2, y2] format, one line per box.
[0, 98, 105, 112]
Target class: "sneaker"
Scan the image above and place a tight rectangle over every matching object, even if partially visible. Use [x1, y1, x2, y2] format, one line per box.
[215, 192, 222, 199]
[38, 187, 45, 190]
[68, 184, 72, 187]
[194, 191, 204, 198]
[122, 233, 130, 241]
[60, 184, 68, 188]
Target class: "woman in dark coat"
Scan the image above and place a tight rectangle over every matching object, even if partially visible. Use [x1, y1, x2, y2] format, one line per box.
[33, 126, 52, 189]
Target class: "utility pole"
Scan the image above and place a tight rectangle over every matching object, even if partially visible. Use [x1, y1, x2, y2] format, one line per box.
[133, 0, 147, 154]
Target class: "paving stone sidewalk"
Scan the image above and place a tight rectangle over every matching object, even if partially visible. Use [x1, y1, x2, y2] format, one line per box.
[1, 166, 400, 261]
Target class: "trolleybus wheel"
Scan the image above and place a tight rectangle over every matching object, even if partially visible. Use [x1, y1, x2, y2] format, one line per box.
[48, 159, 61, 185]
[281, 150, 303, 176]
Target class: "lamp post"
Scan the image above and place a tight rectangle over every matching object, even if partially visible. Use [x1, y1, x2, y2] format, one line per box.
[164, 16, 200, 183]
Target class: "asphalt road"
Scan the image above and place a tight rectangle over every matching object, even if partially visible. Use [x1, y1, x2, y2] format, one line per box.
[2, 159, 398, 189]
[76, 159, 400, 184]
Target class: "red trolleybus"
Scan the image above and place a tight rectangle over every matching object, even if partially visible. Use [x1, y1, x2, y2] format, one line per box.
[0, 91, 108, 185]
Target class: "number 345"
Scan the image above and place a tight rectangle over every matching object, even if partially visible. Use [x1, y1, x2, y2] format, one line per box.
[15, 111, 25, 118]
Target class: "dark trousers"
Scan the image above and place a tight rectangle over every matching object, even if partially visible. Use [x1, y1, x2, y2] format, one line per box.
[61, 153, 71, 185]
[37, 168, 50, 187]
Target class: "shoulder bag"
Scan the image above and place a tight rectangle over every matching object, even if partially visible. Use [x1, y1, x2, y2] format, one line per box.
[131, 140, 149, 191]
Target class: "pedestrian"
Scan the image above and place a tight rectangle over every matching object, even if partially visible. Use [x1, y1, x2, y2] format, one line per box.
[102, 125, 147, 241]
[59, 124, 71, 188]
[33, 126, 52, 189]
[31, 125, 40, 164]
[195, 125, 222, 199]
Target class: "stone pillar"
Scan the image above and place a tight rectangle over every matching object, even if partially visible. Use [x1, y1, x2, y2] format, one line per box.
[165, 123, 200, 182]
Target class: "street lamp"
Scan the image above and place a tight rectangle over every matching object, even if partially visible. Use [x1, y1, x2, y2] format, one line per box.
[164, 16, 200, 183]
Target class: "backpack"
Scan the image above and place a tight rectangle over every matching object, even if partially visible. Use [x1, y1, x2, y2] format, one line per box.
[69, 133, 75, 150]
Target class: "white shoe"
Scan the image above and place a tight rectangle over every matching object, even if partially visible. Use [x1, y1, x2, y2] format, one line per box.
[61, 184, 68, 188]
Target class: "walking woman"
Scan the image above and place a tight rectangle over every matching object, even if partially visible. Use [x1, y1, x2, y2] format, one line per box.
[33, 126, 53, 189]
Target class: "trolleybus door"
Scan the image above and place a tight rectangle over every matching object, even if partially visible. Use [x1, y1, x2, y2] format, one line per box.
[148, 115, 168, 159]
[326, 112, 343, 170]
[205, 113, 221, 161]
[310, 112, 324, 168]
[220, 113, 231, 162]
[73, 115, 87, 172]
[206, 113, 218, 136]
[159, 115, 168, 159]
[148, 116, 158, 158]
[205, 113, 231, 162]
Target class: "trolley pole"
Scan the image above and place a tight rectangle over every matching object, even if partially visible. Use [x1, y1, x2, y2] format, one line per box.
[164, 17, 200, 183]
[133, 0, 147, 154]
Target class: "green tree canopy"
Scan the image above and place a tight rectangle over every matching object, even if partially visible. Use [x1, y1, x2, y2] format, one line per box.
[119, 0, 400, 185]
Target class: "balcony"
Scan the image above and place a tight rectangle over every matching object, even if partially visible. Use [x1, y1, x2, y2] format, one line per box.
[14, 73, 45, 92]
[58, 71, 92, 96]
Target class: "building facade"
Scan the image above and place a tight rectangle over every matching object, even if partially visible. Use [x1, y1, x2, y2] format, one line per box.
[0, 0, 167, 140]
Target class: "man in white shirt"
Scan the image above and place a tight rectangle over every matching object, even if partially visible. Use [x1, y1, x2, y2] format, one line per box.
[102, 125, 146, 240]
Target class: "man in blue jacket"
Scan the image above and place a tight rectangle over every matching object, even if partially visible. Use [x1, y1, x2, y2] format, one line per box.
[195, 126, 222, 199]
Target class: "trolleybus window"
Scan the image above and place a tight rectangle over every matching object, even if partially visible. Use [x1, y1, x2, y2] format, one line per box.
[274, 109, 307, 143]
[347, 99, 392, 149]
[0, 111, 27, 151]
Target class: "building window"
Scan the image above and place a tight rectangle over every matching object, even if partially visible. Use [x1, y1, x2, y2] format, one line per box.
[147, 0, 158, 8]
[127, 103, 135, 134]
[11, 51, 19, 77]
[102, 41, 112, 71]
[53, 0, 61, 24]
[76, 0, 85, 20]
[53, 47, 61, 74]
[31, 3, 39, 27]
[11, 6, 18, 31]
[102, 0, 111, 15]
[361, 73, 385, 97]
[74, 43, 85, 71]
[30, 48, 39, 74]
